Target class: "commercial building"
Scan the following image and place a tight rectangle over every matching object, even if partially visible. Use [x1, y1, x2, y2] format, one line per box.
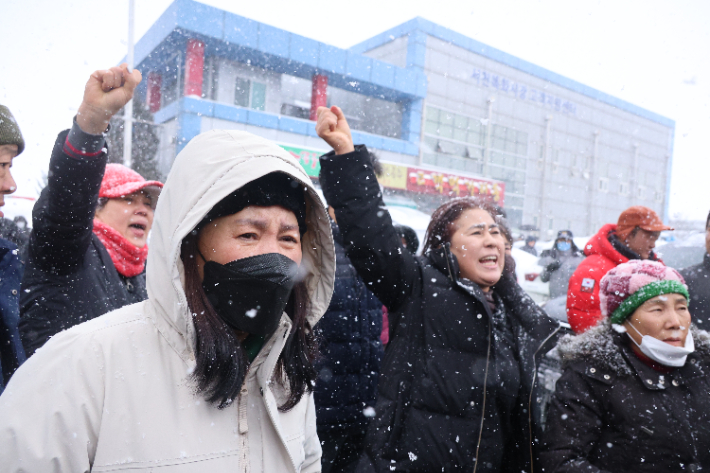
[129, 0, 674, 237]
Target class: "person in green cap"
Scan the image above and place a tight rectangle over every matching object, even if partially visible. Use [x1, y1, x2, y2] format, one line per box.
[0, 104, 26, 393]
[541, 259, 710, 471]
[0, 105, 23, 217]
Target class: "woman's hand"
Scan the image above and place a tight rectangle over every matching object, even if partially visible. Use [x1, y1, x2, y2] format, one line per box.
[76, 64, 142, 135]
[315, 106, 355, 155]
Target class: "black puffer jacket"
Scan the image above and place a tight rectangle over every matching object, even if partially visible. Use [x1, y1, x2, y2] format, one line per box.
[314, 221, 384, 431]
[319, 146, 561, 473]
[19, 130, 147, 356]
[681, 253, 710, 329]
[0, 238, 25, 392]
[541, 321, 710, 472]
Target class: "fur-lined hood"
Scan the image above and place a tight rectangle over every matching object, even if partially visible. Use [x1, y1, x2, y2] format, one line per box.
[556, 319, 710, 376]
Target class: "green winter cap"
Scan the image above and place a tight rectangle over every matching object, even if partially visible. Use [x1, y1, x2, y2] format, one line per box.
[601, 260, 690, 325]
[0, 105, 25, 156]
[609, 280, 689, 325]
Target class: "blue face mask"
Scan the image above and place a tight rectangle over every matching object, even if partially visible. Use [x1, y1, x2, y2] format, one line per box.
[556, 241, 571, 252]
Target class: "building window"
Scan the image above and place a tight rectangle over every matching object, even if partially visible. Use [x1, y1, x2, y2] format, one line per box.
[425, 107, 484, 146]
[654, 190, 663, 203]
[636, 186, 645, 200]
[570, 155, 579, 177]
[552, 149, 560, 173]
[251, 82, 266, 110]
[619, 182, 629, 195]
[423, 105, 529, 227]
[598, 178, 609, 193]
[234, 77, 266, 111]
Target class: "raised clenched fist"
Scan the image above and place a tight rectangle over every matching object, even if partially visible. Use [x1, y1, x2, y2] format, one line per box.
[315, 106, 355, 155]
[76, 64, 142, 135]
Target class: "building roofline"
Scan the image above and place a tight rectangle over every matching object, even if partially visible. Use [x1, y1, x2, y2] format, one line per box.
[350, 17, 674, 128]
[126, 0, 427, 101]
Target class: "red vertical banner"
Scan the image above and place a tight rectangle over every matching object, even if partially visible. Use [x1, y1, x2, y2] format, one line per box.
[184, 39, 204, 97]
[146, 72, 162, 113]
[309, 74, 328, 120]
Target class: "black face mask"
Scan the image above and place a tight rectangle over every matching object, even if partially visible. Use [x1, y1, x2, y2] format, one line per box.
[202, 253, 299, 336]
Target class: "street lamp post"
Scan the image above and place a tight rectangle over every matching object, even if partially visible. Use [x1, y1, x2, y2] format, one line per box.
[123, 0, 135, 168]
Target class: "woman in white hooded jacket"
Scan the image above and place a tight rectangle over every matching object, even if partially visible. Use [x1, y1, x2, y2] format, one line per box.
[0, 66, 335, 473]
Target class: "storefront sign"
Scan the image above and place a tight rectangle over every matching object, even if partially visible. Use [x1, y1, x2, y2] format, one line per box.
[279, 144, 323, 177]
[379, 163, 408, 190]
[406, 167, 504, 205]
[279, 143, 505, 205]
[471, 67, 577, 115]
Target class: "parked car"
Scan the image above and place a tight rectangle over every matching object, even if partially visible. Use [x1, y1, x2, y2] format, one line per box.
[655, 231, 705, 270]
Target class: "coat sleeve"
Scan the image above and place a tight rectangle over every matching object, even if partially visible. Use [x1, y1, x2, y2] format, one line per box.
[539, 366, 612, 473]
[301, 394, 322, 473]
[319, 146, 419, 313]
[566, 256, 605, 333]
[0, 330, 104, 472]
[0, 244, 25, 384]
[495, 273, 560, 339]
[28, 129, 108, 276]
[538, 251, 555, 283]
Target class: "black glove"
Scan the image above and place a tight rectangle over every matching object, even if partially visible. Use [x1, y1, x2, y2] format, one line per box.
[546, 260, 561, 272]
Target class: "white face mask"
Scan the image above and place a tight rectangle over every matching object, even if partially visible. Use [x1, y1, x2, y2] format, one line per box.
[627, 322, 694, 367]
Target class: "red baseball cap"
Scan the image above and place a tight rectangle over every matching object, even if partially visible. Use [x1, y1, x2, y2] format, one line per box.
[616, 206, 673, 241]
[99, 163, 163, 203]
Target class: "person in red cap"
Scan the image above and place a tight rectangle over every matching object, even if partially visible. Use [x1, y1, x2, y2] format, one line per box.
[18, 64, 164, 357]
[566, 206, 672, 333]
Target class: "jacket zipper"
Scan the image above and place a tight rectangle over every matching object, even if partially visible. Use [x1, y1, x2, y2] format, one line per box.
[526, 324, 562, 473]
[261, 324, 299, 472]
[442, 244, 562, 473]
[441, 245, 491, 473]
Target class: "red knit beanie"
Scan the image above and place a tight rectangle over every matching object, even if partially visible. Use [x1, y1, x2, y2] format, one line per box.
[99, 164, 163, 200]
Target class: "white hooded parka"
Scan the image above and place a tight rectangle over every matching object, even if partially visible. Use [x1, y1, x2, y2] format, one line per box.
[0, 130, 336, 473]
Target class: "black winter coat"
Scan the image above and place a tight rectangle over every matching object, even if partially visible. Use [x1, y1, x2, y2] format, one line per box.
[541, 321, 710, 472]
[19, 130, 147, 356]
[319, 146, 562, 473]
[314, 221, 384, 431]
[0, 238, 25, 392]
[681, 253, 710, 329]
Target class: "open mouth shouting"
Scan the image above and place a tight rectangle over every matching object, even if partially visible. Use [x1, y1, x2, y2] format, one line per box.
[128, 222, 147, 238]
[479, 255, 499, 269]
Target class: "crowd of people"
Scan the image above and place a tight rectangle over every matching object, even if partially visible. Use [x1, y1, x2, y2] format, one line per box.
[0, 64, 708, 472]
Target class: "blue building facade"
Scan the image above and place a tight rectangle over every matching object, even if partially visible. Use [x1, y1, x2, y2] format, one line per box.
[130, 0, 674, 234]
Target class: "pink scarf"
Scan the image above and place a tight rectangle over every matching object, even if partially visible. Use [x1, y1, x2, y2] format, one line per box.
[92, 219, 148, 278]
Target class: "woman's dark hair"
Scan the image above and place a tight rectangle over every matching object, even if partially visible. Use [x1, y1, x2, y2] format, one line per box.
[180, 230, 318, 411]
[498, 218, 513, 246]
[422, 196, 502, 253]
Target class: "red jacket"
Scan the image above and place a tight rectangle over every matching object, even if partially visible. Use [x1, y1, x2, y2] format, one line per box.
[566, 223, 663, 333]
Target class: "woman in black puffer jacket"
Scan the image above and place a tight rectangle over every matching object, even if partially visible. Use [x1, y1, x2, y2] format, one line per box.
[316, 106, 561, 473]
[541, 260, 710, 472]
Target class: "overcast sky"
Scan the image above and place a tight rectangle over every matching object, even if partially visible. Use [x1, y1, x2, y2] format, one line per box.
[1, 0, 708, 221]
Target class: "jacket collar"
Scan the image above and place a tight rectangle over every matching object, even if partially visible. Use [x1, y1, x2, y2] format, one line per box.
[619, 341, 707, 390]
[252, 314, 292, 390]
[585, 223, 659, 263]
[558, 320, 710, 381]
[584, 224, 630, 264]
